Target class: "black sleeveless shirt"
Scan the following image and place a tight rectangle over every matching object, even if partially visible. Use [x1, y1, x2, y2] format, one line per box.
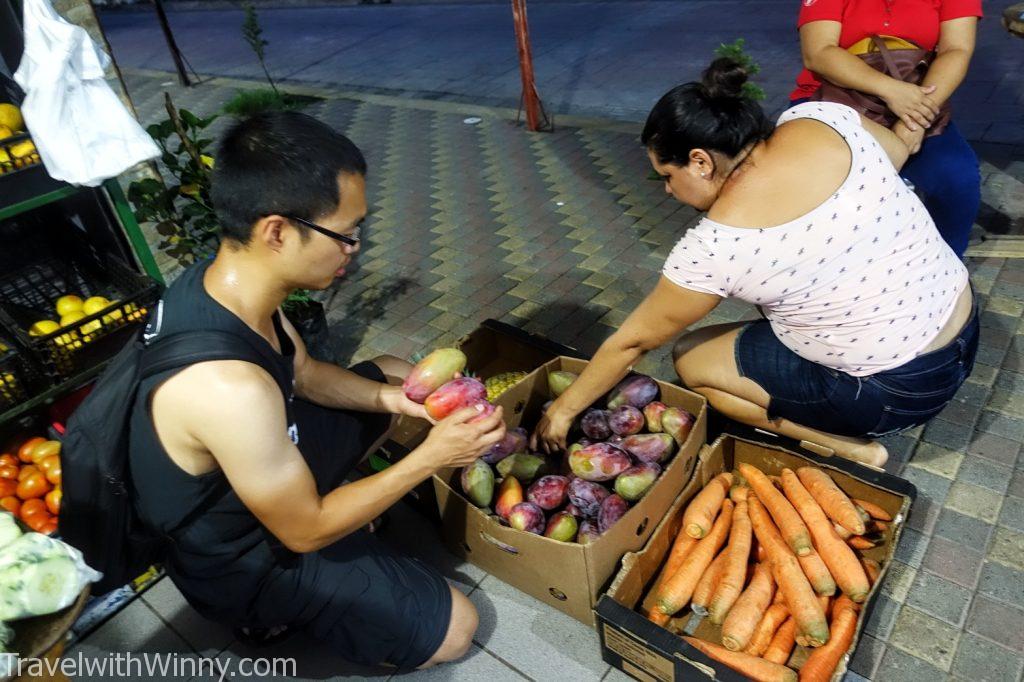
[128, 259, 300, 625]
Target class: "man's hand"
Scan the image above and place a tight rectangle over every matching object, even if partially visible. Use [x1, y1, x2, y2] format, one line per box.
[380, 384, 434, 422]
[892, 120, 926, 155]
[531, 403, 575, 454]
[880, 81, 940, 132]
[419, 404, 507, 469]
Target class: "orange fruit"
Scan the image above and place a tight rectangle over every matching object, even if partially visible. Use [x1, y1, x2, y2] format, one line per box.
[44, 488, 61, 516]
[0, 454, 18, 469]
[26, 513, 51, 533]
[29, 440, 60, 464]
[17, 437, 45, 463]
[16, 472, 50, 500]
[19, 498, 47, 521]
[0, 496, 20, 516]
[18, 464, 38, 481]
[0, 464, 18, 480]
[0, 480, 15, 499]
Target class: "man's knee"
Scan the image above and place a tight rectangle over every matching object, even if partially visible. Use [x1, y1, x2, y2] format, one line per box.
[371, 354, 414, 383]
[426, 588, 477, 666]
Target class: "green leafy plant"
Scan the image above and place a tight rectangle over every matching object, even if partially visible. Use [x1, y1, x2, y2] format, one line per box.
[222, 88, 324, 118]
[127, 93, 220, 263]
[715, 38, 766, 101]
[242, 3, 278, 95]
[282, 288, 314, 314]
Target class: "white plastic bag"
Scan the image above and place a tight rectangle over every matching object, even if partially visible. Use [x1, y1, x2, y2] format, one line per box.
[0, 531, 101, 621]
[12, 0, 158, 186]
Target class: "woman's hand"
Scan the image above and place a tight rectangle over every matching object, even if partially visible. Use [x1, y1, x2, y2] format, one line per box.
[880, 81, 940, 132]
[531, 403, 576, 454]
[892, 121, 926, 155]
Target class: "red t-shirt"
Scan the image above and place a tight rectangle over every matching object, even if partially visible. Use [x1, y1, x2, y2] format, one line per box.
[791, 0, 983, 100]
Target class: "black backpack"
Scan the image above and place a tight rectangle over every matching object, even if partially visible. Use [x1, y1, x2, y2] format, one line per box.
[59, 329, 286, 595]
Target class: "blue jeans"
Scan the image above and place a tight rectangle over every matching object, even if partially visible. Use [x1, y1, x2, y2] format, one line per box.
[790, 99, 981, 257]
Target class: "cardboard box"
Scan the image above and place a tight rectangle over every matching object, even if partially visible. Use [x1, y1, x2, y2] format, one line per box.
[433, 356, 708, 625]
[596, 433, 916, 681]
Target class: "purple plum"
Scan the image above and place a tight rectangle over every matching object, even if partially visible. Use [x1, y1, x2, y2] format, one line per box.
[614, 462, 662, 501]
[608, 406, 644, 436]
[569, 443, 631, 482]
[544, 511, 579, 542]
[598, 494, 630, 533]
[606, 434, 624, 446]
[482, 427, 528, 464]
[580, 409, 612, 441]
[621, 433, 676, 463]
[526, 475, 571, 510]
[643, 401, 668, 432]
[577, 519, 601, 544]
[508, 502, 546, 534]
[568, 478, 611, 517]
[564, 503, 585, 518]
[607, 374, 659, 409]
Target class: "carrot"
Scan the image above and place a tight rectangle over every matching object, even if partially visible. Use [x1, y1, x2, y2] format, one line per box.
[683, 473, 734, 539]
[796, 467, 865, 535]
[763, 617, 797, 665]
[818, 595, 832, 619]
[757, 542, 768, 564]
[852, 498, 893, 521]
[708, 499, 754, 624]
[731, 485, 750, 503]
[641, 526, 699, 616]
[848, 535, 880, 550]
[780, 469, 870, 602]
[833, 523, 852, 540]
[861, 557, 881, 586]
[745, 603, 790, 656]
[739, 463, 813, 556]
[798, 550, 837, 596]
[772, 586, 785, 604]
[655, 500, 734, 615]
[748, 494, 829, 647]
[798, 602, 858, 682]
[691, 550, 729, 616]
[647, 609, 670, 627]
[721, 563, 775, 651]
[683, 637, 797, 682]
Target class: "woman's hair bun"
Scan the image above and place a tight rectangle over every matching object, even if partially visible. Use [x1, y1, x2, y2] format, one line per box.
[701, 58, 748, 101]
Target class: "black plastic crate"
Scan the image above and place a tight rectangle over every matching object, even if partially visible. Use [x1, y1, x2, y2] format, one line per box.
[0, 255, 160, 380]
[0, 130, 40, 177]
[0, 334, 38, 412]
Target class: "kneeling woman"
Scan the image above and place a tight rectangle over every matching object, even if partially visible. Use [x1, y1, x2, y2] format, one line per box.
[534, 59, 978, 467]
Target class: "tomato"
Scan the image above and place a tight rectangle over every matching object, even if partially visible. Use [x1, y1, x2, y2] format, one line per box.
[19, 498, 47, 522]
[26, 513, 51, 533]
[45, 464, 61, 487]
[18, 465, 38, 481]
[45, 488, 61, 516]
[0, 480, 16, 498]
[0, 454, 18, 469]
[40, 518, 58, 536]
[39, 457, 61, 486]
[0, 464, 18, 480]
[16, 473, 50, 500]
[29, 440, 60, 464]
[17, 437, 45, 463]
[0, 496, 20, 516]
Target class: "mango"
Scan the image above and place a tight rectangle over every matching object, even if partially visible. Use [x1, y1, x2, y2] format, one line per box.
[496, 454, 548, 482]
[495, 475, 524, 519]
[661, 407, 696, 445]
[544, 511, 578, 542]
[579, 409, 611, 440]
[621, 433, 675, 463]
[643, 401, 668, 432]
[577, 519, 601, 544]
[568, 477, 611, 517]
[460, 459, 495, 508]
[424, 378, 487, 421]
[569, 443, 631, 482]
[607, 374, 659, 409]
[482, 426, 528, 464]
[403, 348, 467, 403]
[547, 370, 578, 397]
[598, 494, 630, 533]
[608, 406, 644, 436]
[614, 462, 662, 501]
[508, 502, 545, 534]
[467, 400, 496, 423]
[526, 475, 570, 510]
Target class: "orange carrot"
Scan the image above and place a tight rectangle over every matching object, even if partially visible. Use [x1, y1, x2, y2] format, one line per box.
[833, 523, 853, 539]
[798, 602, 858, 682]
[683, 473, 734, 539]
[798, 550, 837, 596]
[641, 526, 699, 616]
[721, 563, 775, 651]
[692, 550, 729, 616]
[861, 557, 881, 586]
[708, 499, 754, 624]
[748, 494, 829, 647]
[853, 498, 893, 521]
[739, 463, 813, 556]
[796, 467, 865, 535]
[683, 636, 797, 682]
[818, 595, 832, 619]
[731, 485, 750, 503]
[763, 617, 797, 665]
[780, 469, 870, 602]
[647, 609, 670, 627]
[745, 603, 790, 656]
[848, 535, 879, 550]
[655, 500, 734, 615]
[757, 542, 768, 564]
[773, 586, 785, 604]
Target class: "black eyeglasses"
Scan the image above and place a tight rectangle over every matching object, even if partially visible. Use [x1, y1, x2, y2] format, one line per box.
[285, 215, 361, 247]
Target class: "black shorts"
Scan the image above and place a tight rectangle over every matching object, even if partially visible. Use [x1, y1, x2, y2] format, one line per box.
[255, 361, 453, 670]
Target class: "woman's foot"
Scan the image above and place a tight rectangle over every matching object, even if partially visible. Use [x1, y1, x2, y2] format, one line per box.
[840, 440, 889, 468]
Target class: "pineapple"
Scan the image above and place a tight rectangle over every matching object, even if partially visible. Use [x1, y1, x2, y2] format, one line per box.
[485, 371, 528, 402]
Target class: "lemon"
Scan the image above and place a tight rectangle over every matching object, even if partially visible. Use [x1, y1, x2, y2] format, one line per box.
[29, 320, 59, 337]
[0, 125, 11, 141]
[8, 140, 34, 159]
[82, 296, 111, 316]
[102, 308, 124, 325]
[60, 311, 86, 327]
[55, 295, 84, 317]
[0, 104, 23, 132]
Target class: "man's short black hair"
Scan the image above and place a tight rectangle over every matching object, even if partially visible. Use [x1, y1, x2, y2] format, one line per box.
[210, 111, 367, 244]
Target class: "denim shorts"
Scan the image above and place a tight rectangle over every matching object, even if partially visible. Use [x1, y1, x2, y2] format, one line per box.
[735, 304, 979, 438]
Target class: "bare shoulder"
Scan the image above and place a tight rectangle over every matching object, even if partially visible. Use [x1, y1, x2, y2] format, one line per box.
[771, 118, 849, 159]
[151, 359, 281, 421]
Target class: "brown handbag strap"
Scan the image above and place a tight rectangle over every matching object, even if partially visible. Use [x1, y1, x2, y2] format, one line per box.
[869, 35, 903, 78]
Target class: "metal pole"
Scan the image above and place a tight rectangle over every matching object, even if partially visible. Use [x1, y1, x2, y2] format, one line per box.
[152, 0, 191, 87]
[510, 0, 544, 131]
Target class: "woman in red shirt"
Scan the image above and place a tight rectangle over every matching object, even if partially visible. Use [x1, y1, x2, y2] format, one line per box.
[794, 0, 983, 257]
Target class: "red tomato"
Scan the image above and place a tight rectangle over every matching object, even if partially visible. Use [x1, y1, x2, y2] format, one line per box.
[17, 465, 38, 481]
[41, 457, 61, 486]
[44, 488, 61, 516]
[0, 465, 18, 480]
[39, 518, 58, 536]
[16, 473, 50, 500]
[29, 440, 60, 465]
[0, 455, 18, 469]
[19, 498, 47, 522]
[17, 437, 45, 463]
[0, 480, 16, 498]
[0, 496, 20, 516]
[26, 513, 51, 533]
